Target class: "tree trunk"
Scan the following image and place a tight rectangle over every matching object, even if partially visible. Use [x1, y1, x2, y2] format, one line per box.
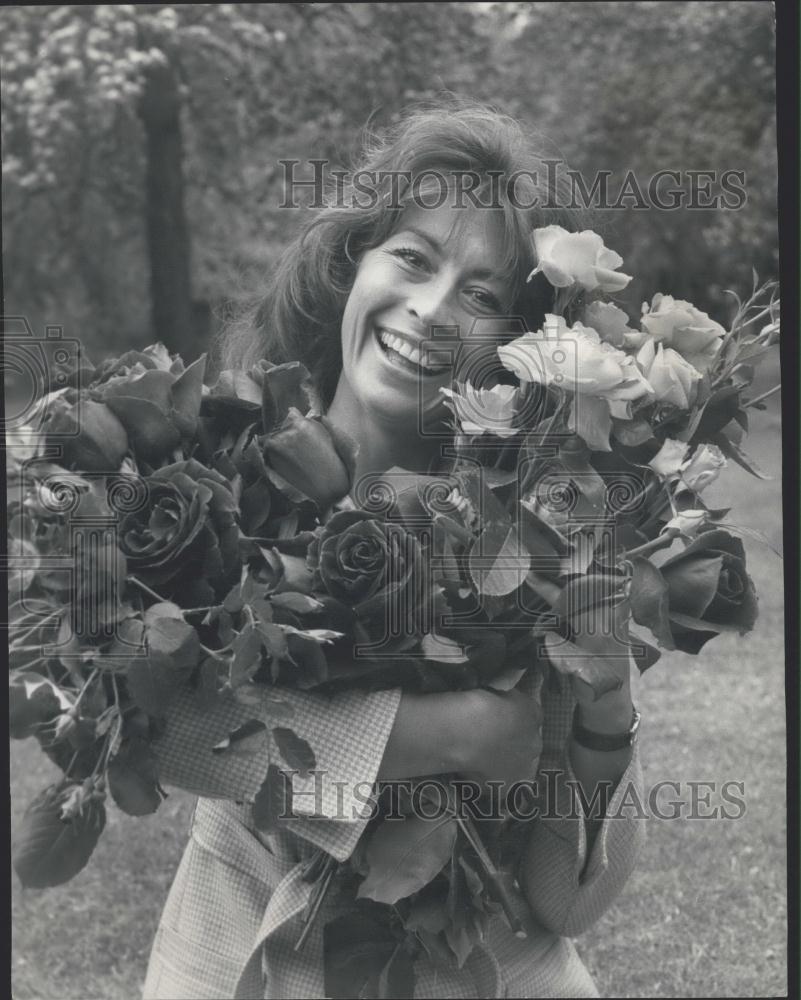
[138, 61, 195, 359]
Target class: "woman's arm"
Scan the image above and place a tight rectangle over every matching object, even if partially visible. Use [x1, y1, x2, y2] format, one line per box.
[379, 687, 542, 784]
[519, 671, 646, 937]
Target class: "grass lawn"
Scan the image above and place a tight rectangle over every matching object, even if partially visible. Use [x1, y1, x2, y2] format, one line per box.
[10, 407, 788, 999]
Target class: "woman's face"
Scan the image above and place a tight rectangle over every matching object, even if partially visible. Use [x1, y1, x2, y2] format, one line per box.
[336, 202, 514, 427]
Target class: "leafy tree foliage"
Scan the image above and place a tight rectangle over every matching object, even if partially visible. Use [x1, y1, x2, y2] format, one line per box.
[1, 2, 777, 361]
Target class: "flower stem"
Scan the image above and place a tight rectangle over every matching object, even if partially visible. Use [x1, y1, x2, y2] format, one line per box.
[455, 814, 529, 939]
[13, 609, 62, 646]
[128, 576, 167, 603]
[624, 534, 676, 559]
[743, 383, 781, 408]
[294, 855, 337, 952]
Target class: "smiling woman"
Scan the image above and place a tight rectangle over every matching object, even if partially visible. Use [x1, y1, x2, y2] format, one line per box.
[142, 102, 646, 1000]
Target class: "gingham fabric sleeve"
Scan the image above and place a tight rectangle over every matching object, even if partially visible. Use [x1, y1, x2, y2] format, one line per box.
[152, 685, 402, 862]
[520, 672, 647, 936]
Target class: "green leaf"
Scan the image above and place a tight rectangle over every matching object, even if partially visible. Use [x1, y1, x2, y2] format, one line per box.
[212, 718, 269, 756]
[712, 431, 772, 479]
[13, 782, 106, 888]
[468, 524, 529, 597]
[612, 417, 654, 447]
[252, 764, 292, 834]
[324, 911, 398, 1000]
[270, 592, 325, 615]
[376, 943, 417, 999]
[9, 676, 69, 739]
[229, 624, 264, 687]
[143, 601, 184, 623]
[107, 737, 164, 816]
[195, 655, 222, 711]
[145, 617, 200, 674]
[125, 652, 179, 717]
[542, 632, 625, 698]
[421, 633, 468, 663]
[557, 436, 607, 508]
[357, 814, 457, 905]
[272, 726, 316, 777]
[628, 557, 675, 649]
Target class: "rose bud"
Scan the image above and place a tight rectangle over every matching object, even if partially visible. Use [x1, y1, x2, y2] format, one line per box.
[44, 398, 129, 473]
[648, 438, 690, 479]
[680, 443, 727, 493]
[262, 408, 354, 510]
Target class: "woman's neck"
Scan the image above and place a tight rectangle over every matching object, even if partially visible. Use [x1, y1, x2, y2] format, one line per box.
[326, 380, 443, 485]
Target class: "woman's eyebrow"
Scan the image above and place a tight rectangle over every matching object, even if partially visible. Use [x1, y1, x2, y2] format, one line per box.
[398, 226, 506, 282]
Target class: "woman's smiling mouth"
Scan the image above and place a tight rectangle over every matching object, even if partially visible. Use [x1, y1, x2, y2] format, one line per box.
[374, 327, 451, 378]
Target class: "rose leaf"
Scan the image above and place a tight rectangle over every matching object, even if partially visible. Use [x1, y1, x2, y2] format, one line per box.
[357, 814, 457, 905]
[107, 737, 165, 816]
[468, 524, 530, 597]
[542, 632, 624, 698]
[271, 726, 316, 777]
[628, 557, 676, 649]
[13, 782, 106, 888]
[145, 618, 201, 674]
[211, 718, 269, 756]
[125, 652, 180, 717]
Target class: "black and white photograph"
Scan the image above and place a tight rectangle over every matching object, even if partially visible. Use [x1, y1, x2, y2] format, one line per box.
[5, 3, 794, 999]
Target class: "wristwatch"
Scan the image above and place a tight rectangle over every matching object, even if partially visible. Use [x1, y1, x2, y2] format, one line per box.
[572, 704, 641, 752]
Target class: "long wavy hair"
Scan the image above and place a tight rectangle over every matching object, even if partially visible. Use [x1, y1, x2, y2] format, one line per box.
[218, 99, 583, 408]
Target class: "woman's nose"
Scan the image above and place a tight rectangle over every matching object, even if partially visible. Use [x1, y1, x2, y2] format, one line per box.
[406, 277, 454, 333]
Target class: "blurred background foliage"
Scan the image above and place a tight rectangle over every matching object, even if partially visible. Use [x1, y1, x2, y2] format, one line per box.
[2, 1, 778, 365]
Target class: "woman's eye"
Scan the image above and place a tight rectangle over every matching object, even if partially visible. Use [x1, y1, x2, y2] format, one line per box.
[469, 288, 503, 312]
[391, 246, 429, 269]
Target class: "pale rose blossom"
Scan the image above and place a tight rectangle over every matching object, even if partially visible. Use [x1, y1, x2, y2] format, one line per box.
[641, 293, 725, 372]
[680, 443, 727, 493]
[499, 315, 652, 451]
[636, 338, 702, 410]
[581, 301, 636, 348]
[439, 382, 519, 438]
[529, 226, 632, 293]
[661, 509, 709, 538]
[648, 438, 690, 479]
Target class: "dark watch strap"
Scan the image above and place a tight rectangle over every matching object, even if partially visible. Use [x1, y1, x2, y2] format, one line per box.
[572, 705, 641, 752]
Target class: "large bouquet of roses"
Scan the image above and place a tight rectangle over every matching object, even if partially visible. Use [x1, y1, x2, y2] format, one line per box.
[8, 226, 779, 994]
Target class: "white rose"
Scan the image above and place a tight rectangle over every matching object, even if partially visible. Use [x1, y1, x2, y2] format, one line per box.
[581, 301, 636, 348]
[641, 294, 725, 372]
[499, 315, 652, 451]
[636, 339, 701, 410]
[648, 438, 691, 479]
[680, 443, 727, 493]
[529, 226, 632, 293]
[439, 382, 519, 438]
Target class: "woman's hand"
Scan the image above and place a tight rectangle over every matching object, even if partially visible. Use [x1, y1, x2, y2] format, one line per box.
[379, 688, 541, 787]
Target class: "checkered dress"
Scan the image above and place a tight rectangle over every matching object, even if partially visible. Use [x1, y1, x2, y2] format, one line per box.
[143, 676, 645, 999]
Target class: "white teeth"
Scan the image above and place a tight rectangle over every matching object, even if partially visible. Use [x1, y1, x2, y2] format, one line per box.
[378, 329, 446, 375]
